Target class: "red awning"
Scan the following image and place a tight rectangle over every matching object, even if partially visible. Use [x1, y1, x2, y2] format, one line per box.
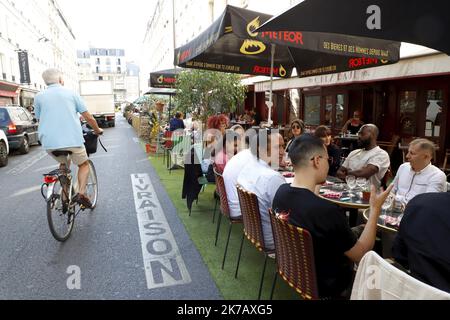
[0, 90, 18, 98]
[0, 81, 19, 98]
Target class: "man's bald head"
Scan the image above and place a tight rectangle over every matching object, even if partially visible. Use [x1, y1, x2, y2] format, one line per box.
[360, 124, 379, 139]
[358, 124, 379, 149]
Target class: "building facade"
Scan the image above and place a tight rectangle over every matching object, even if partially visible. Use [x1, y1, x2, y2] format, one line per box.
[0, 0, 78, 107]
[141, 0, 301, 90]
[77, 48, 128, 102]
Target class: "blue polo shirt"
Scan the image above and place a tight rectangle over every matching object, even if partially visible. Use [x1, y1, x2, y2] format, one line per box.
[34, 84, 88, 150]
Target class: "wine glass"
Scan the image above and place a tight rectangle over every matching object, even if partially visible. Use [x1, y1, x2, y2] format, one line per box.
[382, 193, 395, 214]
[356, 177, 367, 191]
[346, 175, 357, 198]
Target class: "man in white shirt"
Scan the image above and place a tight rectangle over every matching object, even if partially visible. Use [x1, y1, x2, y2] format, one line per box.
[393, 138, 446, 205]
[237, 130, 286, 250]
[223, 130, 258, 218]
[337, 124, 390, 188]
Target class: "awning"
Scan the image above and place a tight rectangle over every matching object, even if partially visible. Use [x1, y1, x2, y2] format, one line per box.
[144, 88, 177, 96]
[0, 90, 18, 98]
[149, 68, 182, 89]
[258, 0, 450, 55]
[0, 81, 19, 97]
[255, 53, 450, 92]
[174, 5, 400, 78]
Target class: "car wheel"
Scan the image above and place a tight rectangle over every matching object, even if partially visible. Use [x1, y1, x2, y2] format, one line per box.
[0, 141, 8, 167]
[19, 136, 30, 154]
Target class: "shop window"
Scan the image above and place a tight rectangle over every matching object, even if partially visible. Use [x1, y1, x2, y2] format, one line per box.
[399, 91, 417, 136]
[324, 95, 333, 126]
[425, 90, 444, 138]
[335, 94, 345, 127]
[304, 96, 321, 126]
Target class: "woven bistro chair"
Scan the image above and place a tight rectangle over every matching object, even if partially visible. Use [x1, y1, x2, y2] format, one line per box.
[235, 185, 276, 300]
[269, 209, 319, 300]
[213, 167, 243, 269]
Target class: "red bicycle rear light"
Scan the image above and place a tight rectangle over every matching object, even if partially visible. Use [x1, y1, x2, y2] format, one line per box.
[44, 176, 58, 184]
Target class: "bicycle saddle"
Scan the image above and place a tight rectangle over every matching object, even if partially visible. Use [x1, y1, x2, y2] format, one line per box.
[52, 150, 73, 157]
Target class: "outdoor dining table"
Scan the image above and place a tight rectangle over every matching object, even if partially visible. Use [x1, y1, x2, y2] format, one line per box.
[362, 208, 403, 258]
[362, 208, 402, 233]
[318, 179, 370, 211]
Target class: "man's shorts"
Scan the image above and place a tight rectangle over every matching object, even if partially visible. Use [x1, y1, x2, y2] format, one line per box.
[47, 147, 89, 166]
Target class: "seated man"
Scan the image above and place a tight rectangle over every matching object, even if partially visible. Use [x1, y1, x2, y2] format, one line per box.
[392, 192, 450, 293]
[337, 124, 390, 188]
[273, 135, 393, 298]
[392, 138, 447, 205]
[170, 112, 185, 132]
[237, 130, 286, 250]
[223, 130, 257, 218]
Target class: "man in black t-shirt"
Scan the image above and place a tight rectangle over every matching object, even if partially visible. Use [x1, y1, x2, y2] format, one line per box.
[272, 134, 393, 298]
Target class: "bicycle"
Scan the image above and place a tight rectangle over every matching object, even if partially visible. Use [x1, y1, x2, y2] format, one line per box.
[41, 128, 105, 242]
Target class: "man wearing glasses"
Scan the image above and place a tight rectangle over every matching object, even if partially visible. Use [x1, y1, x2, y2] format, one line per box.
[272, 134, 393, 299]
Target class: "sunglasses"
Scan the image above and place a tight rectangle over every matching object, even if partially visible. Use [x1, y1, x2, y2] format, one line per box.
[292, 125, 301, 129]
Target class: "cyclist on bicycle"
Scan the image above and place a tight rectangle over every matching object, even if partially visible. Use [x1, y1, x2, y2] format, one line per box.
[34, 69, 103, 209]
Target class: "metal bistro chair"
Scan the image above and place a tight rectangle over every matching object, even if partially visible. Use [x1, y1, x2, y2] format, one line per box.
[235, 185, 276, 300]
[269, 209, 319, 300]
[213, 168, 243, 267]
[440, 149, 450, 174]
[162, 130, 174, 169]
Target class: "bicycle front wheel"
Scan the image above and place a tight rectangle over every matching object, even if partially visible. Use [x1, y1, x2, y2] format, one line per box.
[47, 181, 75, 242]
[85, 160, 98, 210]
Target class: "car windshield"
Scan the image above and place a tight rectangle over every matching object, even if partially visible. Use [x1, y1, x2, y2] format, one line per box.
[0, 109, 10, 126]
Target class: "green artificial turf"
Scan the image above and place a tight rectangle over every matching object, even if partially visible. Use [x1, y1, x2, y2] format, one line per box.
[148, 152, 300, 300]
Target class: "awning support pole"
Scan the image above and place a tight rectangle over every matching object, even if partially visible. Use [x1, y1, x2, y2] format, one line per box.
[267, 44, 276, 127]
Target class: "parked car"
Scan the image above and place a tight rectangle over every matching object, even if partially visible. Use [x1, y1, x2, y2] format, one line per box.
[0, 105, 40, 154]
[0, 128, 9, 167]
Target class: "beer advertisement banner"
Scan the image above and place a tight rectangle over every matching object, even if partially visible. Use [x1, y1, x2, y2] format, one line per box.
[174, 5, 400, 78]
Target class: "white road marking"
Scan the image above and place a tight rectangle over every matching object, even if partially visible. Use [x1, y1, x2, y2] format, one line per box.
[34, 164, 59, 173]
[9, 185, 42, 198]
[132, 138, 140, 144]
[131, 174, 191, 290]
[7, 151, 48, 175]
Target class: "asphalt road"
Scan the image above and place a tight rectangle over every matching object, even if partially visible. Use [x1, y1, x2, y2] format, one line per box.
[0, 115, 221, 300]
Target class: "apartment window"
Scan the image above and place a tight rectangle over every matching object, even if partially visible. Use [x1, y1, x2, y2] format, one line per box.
[96, 58, 100, 65]
[106, 58, 111, 65]
[117, 58, 121, 65]
[96, 66, 100, 73]
[117, 67, 121, 73]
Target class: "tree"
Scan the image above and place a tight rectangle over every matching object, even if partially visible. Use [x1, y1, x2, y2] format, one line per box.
[175, 70, 247, 122]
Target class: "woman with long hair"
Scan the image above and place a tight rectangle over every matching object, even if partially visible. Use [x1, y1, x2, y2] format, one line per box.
[285, 119, 305, 153]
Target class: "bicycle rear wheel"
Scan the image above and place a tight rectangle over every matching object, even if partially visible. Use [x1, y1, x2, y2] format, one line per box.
[47, 181, 75, 242]
[85, 160, 98, 210]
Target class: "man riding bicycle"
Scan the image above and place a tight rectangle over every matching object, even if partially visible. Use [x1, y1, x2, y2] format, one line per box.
[34, 69, 103, 209]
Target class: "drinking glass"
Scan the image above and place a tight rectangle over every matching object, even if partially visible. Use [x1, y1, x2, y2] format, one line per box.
[382, 193, 395, 213]
[346, 175, 357, 198]
[356, 177, 367, 191]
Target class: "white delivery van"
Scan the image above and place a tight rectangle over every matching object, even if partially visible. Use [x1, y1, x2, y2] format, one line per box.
[79, 80, 115, 127]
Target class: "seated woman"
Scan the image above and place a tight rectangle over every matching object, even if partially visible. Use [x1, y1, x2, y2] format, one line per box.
[285, 119, 305, 153]
[342, 110, 364, 135]
[200, 114, 231, 181]
[315, 126, 342, 177]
